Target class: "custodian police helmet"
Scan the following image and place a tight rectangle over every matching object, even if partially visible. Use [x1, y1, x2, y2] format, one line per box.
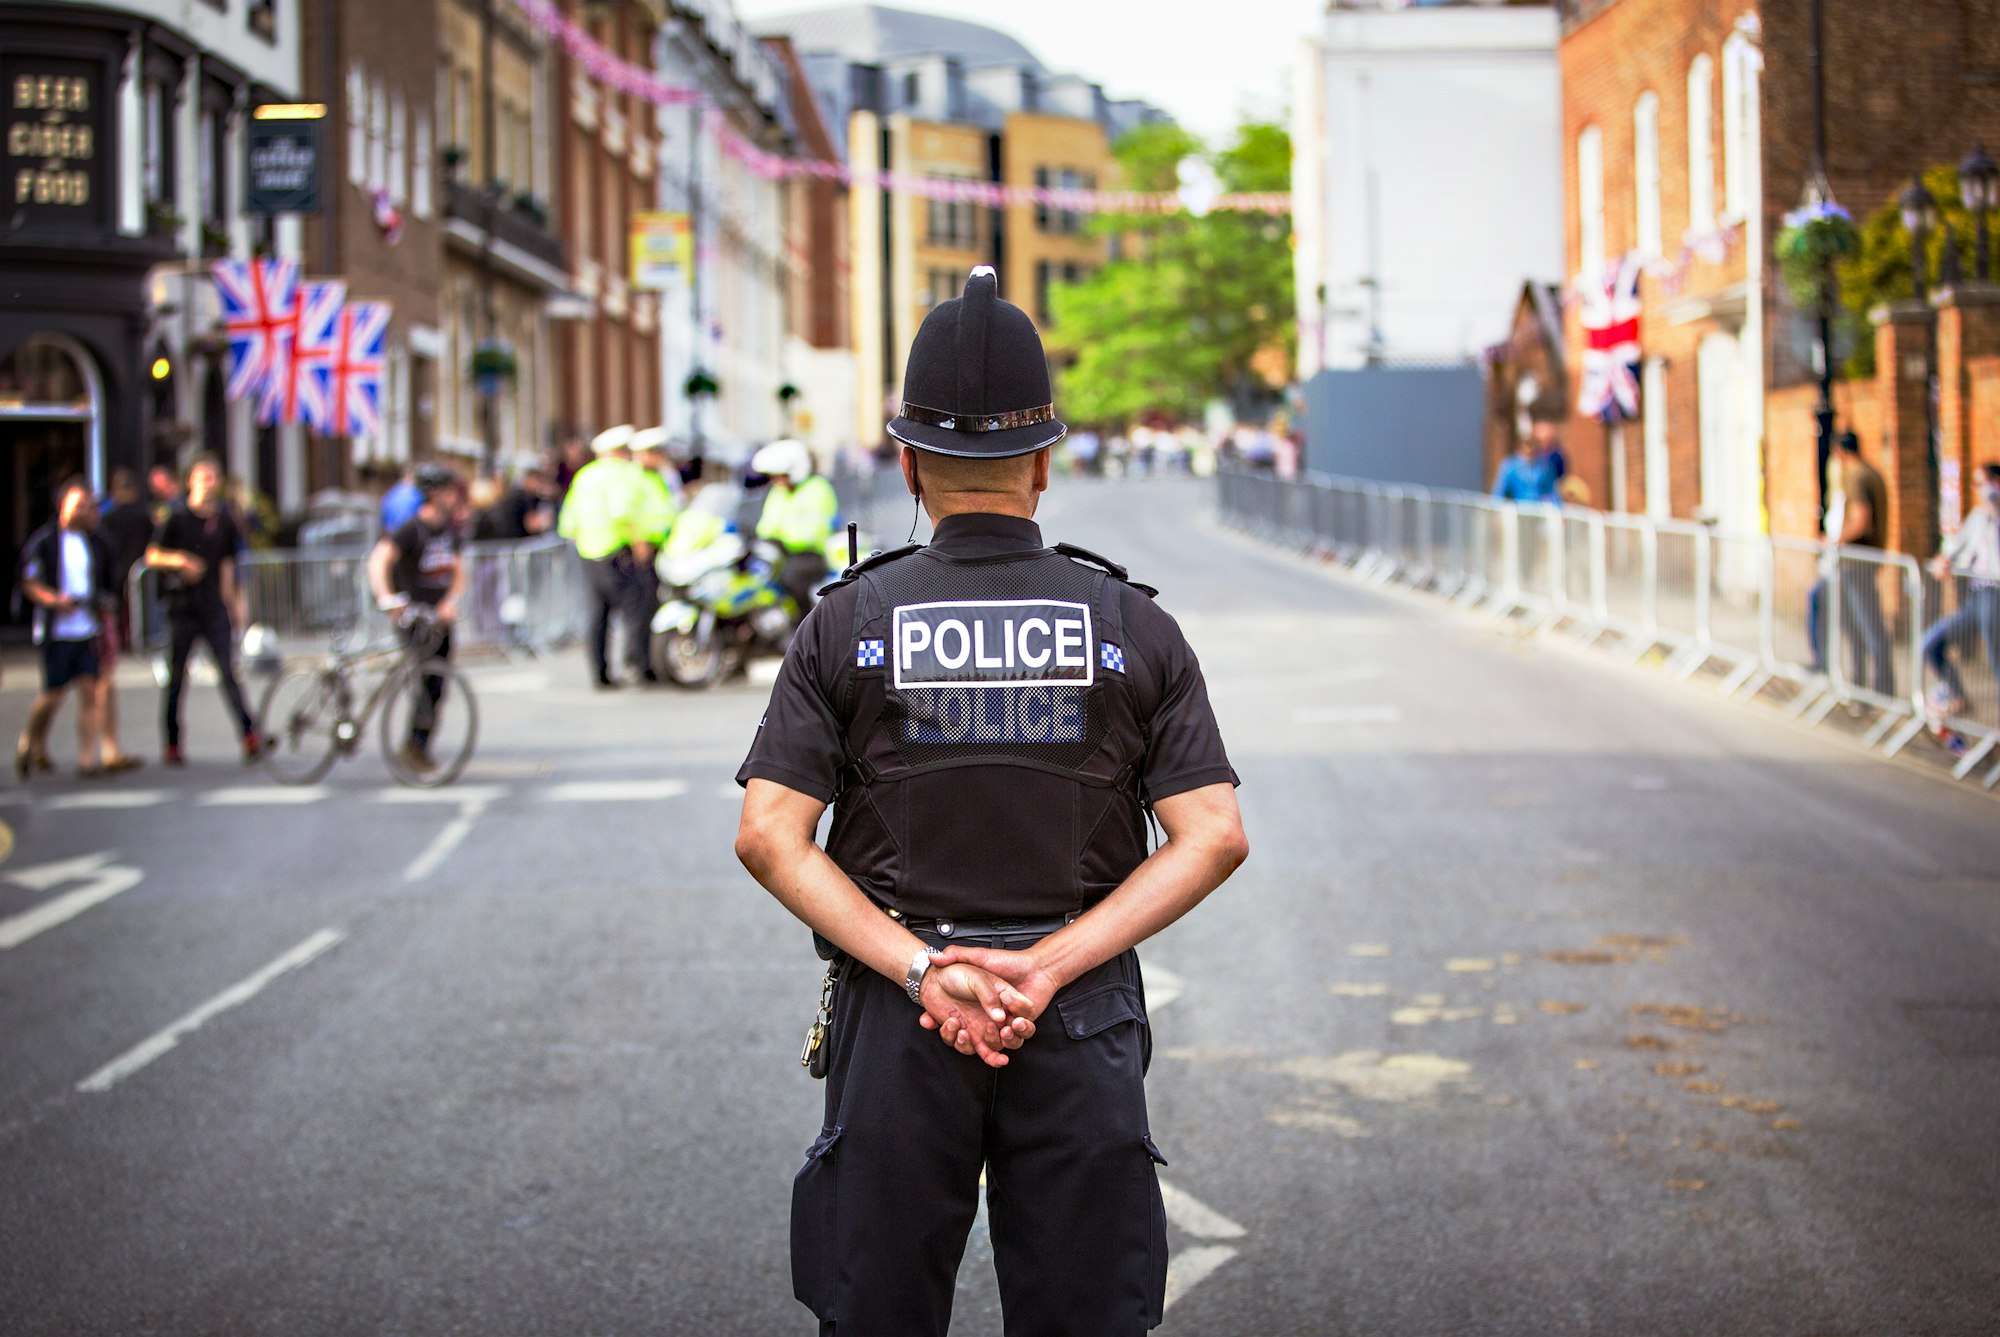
[886, 266, 1067, 459]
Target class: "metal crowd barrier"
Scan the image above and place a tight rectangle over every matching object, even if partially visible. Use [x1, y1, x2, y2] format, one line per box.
[128, 534, 586, 662]
[1217, 467, 2000, 789]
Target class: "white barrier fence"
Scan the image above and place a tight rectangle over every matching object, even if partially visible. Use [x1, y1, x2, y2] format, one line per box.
[130, 534, 587, 661]
[1218, 468, 2000, 789]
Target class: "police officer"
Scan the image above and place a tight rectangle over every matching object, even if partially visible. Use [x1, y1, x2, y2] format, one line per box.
[734, 265, 1247, 1337]
[750, 437, 840, 611]
[557, 424, 654, 687]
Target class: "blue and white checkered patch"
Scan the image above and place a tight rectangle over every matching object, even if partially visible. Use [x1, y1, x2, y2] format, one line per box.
[1099, 642, 1125, 673]
[856, 639, 885, 668]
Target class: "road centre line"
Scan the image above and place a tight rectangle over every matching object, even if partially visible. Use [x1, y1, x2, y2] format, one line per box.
[1292, 705, 1403, 725]
[543, 779, 690, 802]
[375, 784, 508, 806]
[198, 786, 330, 806]
[45, 790, 172, 810]
[403, 800, 490, 882]
[0, 852, 142, 950]
[76, 928, 346, 1095]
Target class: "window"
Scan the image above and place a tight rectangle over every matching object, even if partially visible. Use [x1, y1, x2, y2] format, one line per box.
[413, 111, 433, 218]
[1034, 260, 1052, 323]
[248, 0, 276, 42]
[1634, 92, 1661, 256]
[1577, 124, 1605, 278]
[389, 90, 407, 206]
[347, 62, 367, 186]
[1687, 54, 1715, 231]
[903, 71, 921, 108]
[1643, 357, 1671, 518]
[198, 107, 219, 223]
[1036, 167, 1091, 236]
[369, 76, 387, 193]
[1722, 36, 1761, 222]
[454, 67, 474, 167]
[143, 78, 171, 204]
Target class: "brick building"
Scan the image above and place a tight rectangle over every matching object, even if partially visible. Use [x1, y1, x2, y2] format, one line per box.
[1553, 0, 2000, 553]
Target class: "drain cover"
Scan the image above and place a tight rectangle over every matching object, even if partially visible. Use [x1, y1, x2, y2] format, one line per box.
[1903, 1002, 2000, 1057]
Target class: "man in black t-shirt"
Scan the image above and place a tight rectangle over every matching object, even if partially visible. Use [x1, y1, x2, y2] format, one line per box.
[368, 464, 466, 773]
[146, 454, 260, 765]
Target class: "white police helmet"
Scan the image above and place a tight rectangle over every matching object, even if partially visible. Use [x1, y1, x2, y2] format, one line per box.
[591, 424, 635, 455]
[750, 438, 812, 480]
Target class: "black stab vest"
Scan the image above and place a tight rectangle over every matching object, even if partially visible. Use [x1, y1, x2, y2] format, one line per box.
[827, 543, 1153, 920]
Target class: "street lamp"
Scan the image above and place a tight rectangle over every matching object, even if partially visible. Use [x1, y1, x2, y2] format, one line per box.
[1901, 174, 1939, 301]
[1959, 140, 1999, 281]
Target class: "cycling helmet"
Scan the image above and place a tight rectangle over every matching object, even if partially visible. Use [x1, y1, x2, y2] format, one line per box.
[413, 463, 457, 496]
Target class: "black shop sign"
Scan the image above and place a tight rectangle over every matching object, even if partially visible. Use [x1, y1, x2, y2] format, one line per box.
[246, 113, 323, 216]
[3, 56, 107, 229]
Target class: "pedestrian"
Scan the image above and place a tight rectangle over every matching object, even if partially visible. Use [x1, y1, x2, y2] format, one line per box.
[1807, 431, 1893, 692]
[15, 477, 128, 778]
[368, 464, 465, 775]
[733, 265, 1249, 1337]
[1492, 437, 1555, 503]
[1921, 460, 2000, 721]
[98, 468, 153, 650]
[557, 424, 653, 688]
[380, 465, 423, 534]
[631, 428, 684, 643]
[146, 454, 262, 765]
[146, 463, 181, 520]
[750, 437, 839, 613]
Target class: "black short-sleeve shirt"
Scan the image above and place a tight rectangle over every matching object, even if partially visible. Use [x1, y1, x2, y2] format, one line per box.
[736, 513, 1237, 805]
[388, 515, 464, 605]
[153, 504, 244, 614]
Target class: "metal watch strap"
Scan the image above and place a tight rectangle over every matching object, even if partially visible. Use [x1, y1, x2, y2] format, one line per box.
[904, 946, 941, 1003]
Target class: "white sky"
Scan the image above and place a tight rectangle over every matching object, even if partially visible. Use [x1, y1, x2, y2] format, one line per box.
[731, 0, 1328, 144]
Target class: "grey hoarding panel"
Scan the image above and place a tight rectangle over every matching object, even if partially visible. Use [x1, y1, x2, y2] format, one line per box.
[1305, 366, 1485, 492]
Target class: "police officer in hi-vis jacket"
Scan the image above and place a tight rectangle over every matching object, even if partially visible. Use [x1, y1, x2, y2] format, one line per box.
[734, 265, 1248, 1336]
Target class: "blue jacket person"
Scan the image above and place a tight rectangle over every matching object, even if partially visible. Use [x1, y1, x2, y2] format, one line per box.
[734, 266, 1248, 1336]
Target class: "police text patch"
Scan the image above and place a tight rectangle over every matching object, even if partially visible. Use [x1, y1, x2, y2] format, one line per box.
[892, 600, 1094, 689]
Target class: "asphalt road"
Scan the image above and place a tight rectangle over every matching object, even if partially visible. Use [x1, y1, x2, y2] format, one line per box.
[2, 476, 1997, 1336]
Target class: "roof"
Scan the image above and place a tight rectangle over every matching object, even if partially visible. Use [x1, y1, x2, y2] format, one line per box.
[749, 4, 1048, 73]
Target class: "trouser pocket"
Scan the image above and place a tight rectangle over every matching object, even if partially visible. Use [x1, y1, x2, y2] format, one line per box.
[791, 1125, 844, 1318]
[1142, 1135, 1170, 1327]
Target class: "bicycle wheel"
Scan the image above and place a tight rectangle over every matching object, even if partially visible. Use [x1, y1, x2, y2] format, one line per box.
[378, 657, 478, 788]
[256, 666, 346, 786]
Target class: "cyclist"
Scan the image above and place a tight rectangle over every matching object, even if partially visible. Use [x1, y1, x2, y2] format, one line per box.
[750, 438, 840, 611]
[367, 463, 465, 774]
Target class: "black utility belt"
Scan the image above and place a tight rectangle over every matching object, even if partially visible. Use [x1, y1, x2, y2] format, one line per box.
[896, 911, 1078, 941]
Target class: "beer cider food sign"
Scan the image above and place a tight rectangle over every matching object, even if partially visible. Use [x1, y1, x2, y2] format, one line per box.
[5, 59, 103, 226]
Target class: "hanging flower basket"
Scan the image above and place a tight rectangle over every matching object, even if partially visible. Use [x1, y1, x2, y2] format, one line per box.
[1775, 200, 1860, 312]
[472, 339, 518, 398]
[684, 368, 719, 399]
[776, 382, 801, 403]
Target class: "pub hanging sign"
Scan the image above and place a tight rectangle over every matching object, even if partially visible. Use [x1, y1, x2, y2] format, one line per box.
[3, 57, 106, 229]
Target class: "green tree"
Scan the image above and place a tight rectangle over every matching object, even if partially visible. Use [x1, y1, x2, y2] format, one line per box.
[1047, 119, 1295, 426]
[1837, 163, 1975, 378]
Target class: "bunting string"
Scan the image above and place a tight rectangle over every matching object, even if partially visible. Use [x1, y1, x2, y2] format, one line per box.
[508, 0, 1292, 216]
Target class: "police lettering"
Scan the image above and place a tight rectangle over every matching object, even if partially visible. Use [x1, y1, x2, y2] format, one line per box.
[902, 685, 1086, 745]
[894, 599, 1093, 688]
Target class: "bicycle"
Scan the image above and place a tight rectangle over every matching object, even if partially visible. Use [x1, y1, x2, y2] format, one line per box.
[255, 605, 479, 788]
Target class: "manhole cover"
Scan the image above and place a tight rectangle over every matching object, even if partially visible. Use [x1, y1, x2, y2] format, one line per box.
[1903, 1002, 2000, 1057]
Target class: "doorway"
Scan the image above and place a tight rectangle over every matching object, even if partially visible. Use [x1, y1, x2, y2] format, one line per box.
[0, 337, 101, 635]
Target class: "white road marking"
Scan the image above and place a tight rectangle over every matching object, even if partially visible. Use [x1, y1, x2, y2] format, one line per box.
[1159, 1179, 1247, 1239]
[715, 782, 744, 800]
[544, 779, 690, 803]
[1164, 1244, 1239, 1311]
[45, 789, 172, 811]
[1146, 962, 1185, 1011]
[198, 786, 329, 806]
[1292, 705, 1403, 725]
[402, 798, 491, 882]
[748, 661, 782, 687]
[375, 784, 507, 806]
[0, 851, 143, 949]
[1210, 663, 1385, 699]
[76, 928, 345, 1094]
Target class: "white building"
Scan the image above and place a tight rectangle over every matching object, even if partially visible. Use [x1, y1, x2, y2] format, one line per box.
[1294, 0, 1563, 374]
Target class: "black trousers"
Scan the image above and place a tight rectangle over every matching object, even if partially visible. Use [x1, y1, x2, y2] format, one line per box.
[163, 604, 254, 748]
[401, 622, 452, 748]
[793, 940, 1167, 1337]
[584, 551, 647, 682]
[778, 550, 830, 613]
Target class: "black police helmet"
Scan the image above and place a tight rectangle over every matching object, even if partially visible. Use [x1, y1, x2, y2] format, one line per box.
[413, 463, 457, 496]
[887, 266, 1067, 459]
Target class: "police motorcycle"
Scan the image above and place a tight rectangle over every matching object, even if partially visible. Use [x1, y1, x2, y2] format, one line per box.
[648, 482, 856, 688]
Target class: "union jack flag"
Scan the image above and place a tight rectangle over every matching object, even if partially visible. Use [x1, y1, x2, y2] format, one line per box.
[256, 279, 347, 429]
[311, 301, 390, 439]
[1577, 254, 1643, 423]
[213, 257, 298, 403]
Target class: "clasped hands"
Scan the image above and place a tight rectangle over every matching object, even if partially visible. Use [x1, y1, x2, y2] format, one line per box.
[915, 947, 1061, 1069]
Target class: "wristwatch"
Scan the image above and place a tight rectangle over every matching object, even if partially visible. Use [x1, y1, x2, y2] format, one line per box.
[904, 946, 942, 1004]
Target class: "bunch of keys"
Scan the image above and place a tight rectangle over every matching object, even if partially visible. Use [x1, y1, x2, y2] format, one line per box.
[801, 963, 838, 1078]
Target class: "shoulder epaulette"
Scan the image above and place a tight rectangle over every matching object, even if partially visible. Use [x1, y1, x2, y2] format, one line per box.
[1055, 542, 1157, 599]
[823, 542, 923, 592]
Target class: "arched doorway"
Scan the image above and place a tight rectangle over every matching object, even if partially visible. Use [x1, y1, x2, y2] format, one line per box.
[0, 335, 103, 634]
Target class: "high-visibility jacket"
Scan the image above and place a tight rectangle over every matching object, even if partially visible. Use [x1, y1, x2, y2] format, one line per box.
[635, 468, 681, 547]
[755, 475, 840, 555]
[558, 457, 646, 560]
